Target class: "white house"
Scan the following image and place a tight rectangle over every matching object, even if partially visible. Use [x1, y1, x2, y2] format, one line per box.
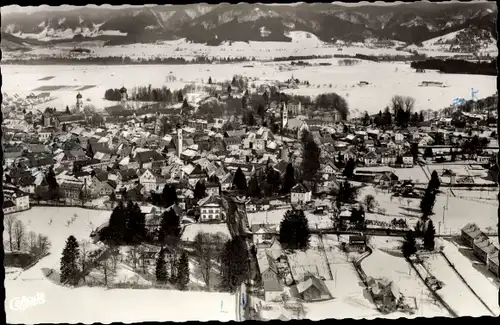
[290, 183, 312, 204]
[199, 195, 223, 222]
[139, 169, 166, 193]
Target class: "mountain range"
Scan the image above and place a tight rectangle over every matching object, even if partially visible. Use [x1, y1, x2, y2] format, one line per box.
[1, 2, 497, 48]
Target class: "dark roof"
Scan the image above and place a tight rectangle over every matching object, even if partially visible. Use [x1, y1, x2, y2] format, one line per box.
[3, 200, 16, 209]
[56, 114, 86, 123]
[291, 183, 309, 193]
[104, 105, 132, 117]
[135, 151, 165, 164]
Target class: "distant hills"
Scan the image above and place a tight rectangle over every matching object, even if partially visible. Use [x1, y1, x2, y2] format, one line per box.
[1, 3, 497, 49]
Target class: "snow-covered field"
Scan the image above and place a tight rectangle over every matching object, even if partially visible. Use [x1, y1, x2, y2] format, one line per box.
[362, 247, 450, 317]
[247, 208, 332, 229]
[2, 58, 496, 115]
[4, 207, 237, 323]
[438, 238, 500, 315]
[359, 185, 498, 235]
[421, 253, 491, 317]
[181, 223, 231, 242]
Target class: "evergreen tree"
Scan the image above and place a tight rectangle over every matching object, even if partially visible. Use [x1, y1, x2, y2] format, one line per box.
[248, 175, 261, 197]
[428, 171, 441, 192]
[342, 158, 355, 179]
[176, 251, 190, 290]
[162, 184, 178, 208]
[338, 181, 358, 203]
[419, 187, 436, 217]
[279, 209, 310, 250]
[362, 112, 370, 126]
[60, 235, 80, 285]
[301, 131, 321, 182]
[232, 167, 247, 192]
[107, 201, 126, 243]
[350, 206, 366, 230]
[159, 208, 181, 243]
[46, 167, 60, 200]
[177, 92, 184, 103]
[383, 107, 392, 126]
[423, 220, 436, 251]
[281, 163, 297, 194]
[402, 230, 417, 258]
[423, 147, 433, 159]
[194, 180, 207, 201]
[208, 76, 213, 84]
[126, 203, 146, 243]
[220, 236, 250, 292]
[227, 85, 232, 95]
[265, 165, 281, 196]
[66, 105, 70, 114]
[419, 111, 424, 122]
[156, 250, 168, 283]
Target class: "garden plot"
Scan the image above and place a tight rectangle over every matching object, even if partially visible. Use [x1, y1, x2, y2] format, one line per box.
[361, 249, 450, 317]
[247, 209, 332, 229]
[287, 248, 332, 281]
[421, 253, 491, 317]
[438, 239, 500, 315]
[181, 223, 231, 242]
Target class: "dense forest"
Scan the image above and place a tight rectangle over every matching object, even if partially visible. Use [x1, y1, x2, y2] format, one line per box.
[104, 86, 184, 102]
[410, 58, 497, 76]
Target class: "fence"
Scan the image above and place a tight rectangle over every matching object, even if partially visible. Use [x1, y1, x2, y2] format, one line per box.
[31, 201, 112, 211]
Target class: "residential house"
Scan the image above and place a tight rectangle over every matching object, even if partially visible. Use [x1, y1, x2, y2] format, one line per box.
[292, 273, 332, 302]
[206, 182, 220, 197]
[3, 200, 17, 215]
[60, 182, 83, 200]
[461, 223, 484, 247]
[199, 195, 223, 222]
[402, 152, 414, 167]
[488, 253, 499, 278]
[290, 183, 312, 204]
[472, 235, 493, 264]
[187, 165, 208, 187]
[258, 251, 284, 302]
[224, 136, 242, 151]
[135, 150, 166, 170]
[139, 169, 166, 193]
[363, 151, 379, 167]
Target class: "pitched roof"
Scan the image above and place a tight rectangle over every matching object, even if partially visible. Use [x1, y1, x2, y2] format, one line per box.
[291, 183, 309, 193]
[135, 151, 165, 164]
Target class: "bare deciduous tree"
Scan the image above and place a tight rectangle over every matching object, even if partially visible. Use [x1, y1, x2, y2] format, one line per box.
[79, 239, 91, 279]
[193, 232, 227, 289]
[36, 234, 51, 256]
[5, 215, 17, 251]
[128, 245, 141, 271]
[391, 95, 415, 114]
[13, 220, 26, 251]
[27, 231, 38, 253]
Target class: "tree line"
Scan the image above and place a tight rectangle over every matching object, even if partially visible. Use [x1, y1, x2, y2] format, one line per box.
[4, 215, 51, 258]
[104, 85, 184, 103]
[4, 55, 253, 65]
[410, 58, 497, 76]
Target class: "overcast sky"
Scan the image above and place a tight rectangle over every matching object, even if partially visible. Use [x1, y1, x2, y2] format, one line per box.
[0, 1, 488, 15]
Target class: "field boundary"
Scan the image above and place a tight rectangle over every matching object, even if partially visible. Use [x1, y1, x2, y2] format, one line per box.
[407, 256, 458, 317]
[439, 251, 496, 316]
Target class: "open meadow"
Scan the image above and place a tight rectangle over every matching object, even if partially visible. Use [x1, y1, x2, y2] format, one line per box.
[2, 56, 496, 116]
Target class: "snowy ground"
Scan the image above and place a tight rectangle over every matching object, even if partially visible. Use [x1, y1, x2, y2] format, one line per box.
[438, 238, 500, 315]
[420, 253, 492, 317]
[181, 223, 231, 242]
[358, 185, 498, 235]
[4, 207, 237, 323]
[247, 209, 332, 230]
[362, 242, 450, 317]
[2, 58, 496, 114]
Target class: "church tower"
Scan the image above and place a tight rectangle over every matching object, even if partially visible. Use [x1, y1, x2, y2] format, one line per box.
[281, 102, 288, 131]
[177, 126, 183, 158]
[76, 93, 83, 113]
